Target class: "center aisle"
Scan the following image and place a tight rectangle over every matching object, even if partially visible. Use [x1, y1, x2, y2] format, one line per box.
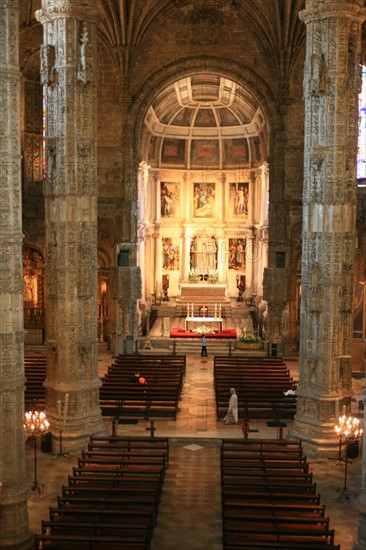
[148, 354, 234, 549]
[151, 438, 222, 550]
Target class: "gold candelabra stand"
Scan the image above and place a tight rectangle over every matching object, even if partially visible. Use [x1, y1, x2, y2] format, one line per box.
[24, 410, 50, 492]
[334, 414, 363, 499]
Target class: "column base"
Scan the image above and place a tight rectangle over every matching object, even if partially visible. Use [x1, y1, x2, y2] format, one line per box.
[353, 493, 366, 549]
[0, 500, 34, 550]
[290, 418, 340, 458]
[0, 534, 34, 550]
[52, 419, 108, 455]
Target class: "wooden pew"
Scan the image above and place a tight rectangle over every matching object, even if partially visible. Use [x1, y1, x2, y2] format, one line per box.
[37, 436, 168, 549]
[88, 436, 169, 465]
[100, 355, 184, 419]
[34, 532, 149, 549]
[214, 356, 296, 420]
[221, 438, 339, 550]
[41, 519, 151, 544]
[24, 355, 47, 409]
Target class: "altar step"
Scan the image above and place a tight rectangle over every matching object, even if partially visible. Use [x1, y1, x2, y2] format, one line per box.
[169, 339, 234, 355]
[157, 300, 250, 323]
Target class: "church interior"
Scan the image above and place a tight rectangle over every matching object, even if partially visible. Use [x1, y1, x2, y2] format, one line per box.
[2, 0, 366, 548]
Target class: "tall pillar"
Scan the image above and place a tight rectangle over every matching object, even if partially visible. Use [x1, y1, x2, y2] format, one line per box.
[260, 162, 269, 225]
[258, 230, 268, 295]
[0, 1, 33, 548]
[145, 228, 154, 300]
[293, 0, 365, 456]
[137, 163, 149, 302]
[216, 229, 225, 283]
[153, 174, 161, 295]
[245, 234, 255, 294]
[154, 230, 162, 295]
[182, 229, 192, 282]
[36, 0, 105, 452]
[354, 386, 366, 550]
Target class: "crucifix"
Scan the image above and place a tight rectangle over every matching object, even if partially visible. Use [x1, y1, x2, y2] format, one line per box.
[201, 305, 208, 318]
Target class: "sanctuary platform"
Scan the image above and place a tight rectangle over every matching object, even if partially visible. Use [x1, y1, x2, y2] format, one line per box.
[170, 327, 236, 339]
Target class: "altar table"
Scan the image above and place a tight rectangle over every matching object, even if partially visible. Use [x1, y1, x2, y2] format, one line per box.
[184, 316, 223, 333]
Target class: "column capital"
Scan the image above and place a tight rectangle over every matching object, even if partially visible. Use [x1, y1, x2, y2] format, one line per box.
[36, 1, 99, 24]
[299, 1, 366, 25]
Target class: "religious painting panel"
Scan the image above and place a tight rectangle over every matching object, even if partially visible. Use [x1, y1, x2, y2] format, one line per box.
[253, 136, 262, 162]
[171, 108, 194, 126]
[223, 138, 249, 164]
[193, 109, 216, 127]
[148, 135, 159, 163]
[228, 182, 249, 219]
[228, 238, 246, 271]
[190, 233, 217, 273]
[162, 237, 180, 270]
[216, 108, 240, 126]
[161, 138, 186, 165]
[193, 182, 215, 218]
[191, 139, 219, 166]
[161, 182, 180, 218]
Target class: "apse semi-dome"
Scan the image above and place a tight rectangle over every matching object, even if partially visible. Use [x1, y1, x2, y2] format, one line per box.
[143, 75, 267, 169]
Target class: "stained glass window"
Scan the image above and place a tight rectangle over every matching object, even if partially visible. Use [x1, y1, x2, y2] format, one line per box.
[357, 65, 366, 180]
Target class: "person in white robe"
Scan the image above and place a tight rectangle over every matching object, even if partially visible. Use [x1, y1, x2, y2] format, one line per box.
[224, 388, 238, 424]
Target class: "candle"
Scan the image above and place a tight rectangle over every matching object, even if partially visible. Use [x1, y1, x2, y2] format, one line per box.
[57, 400, 62, 418]
[63, 393, 69, 428]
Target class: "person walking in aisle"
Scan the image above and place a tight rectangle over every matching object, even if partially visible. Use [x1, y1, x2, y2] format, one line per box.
[224, 388, 238, 424]
[201, 334, 208, 357]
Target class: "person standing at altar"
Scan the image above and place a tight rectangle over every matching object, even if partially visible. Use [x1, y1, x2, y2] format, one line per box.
[224, 388, 238, 425]
[200, 334, 208, 357]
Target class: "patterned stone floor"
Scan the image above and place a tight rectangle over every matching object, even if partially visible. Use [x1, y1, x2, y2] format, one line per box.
[150, 439, 222, 550]
[26, 348, 365, 550]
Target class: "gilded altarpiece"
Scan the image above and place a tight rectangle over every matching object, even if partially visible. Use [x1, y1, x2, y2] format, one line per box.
[22, 79, 43, 182]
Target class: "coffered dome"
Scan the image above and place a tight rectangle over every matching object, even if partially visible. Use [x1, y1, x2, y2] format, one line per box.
[143, 75, 268, 169]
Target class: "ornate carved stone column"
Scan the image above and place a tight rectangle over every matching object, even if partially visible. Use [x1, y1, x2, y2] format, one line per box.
[263, 155, 290, 347]
[0, 1, 33, 548]
[263, 268, 290, 355]
[36, 0, 105, 451]
[354, 386, 366, 550]
[292, 0, 365, 456]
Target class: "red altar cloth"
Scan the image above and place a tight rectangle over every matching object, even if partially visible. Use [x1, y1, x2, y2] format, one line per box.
[170, 328, 236, 339]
